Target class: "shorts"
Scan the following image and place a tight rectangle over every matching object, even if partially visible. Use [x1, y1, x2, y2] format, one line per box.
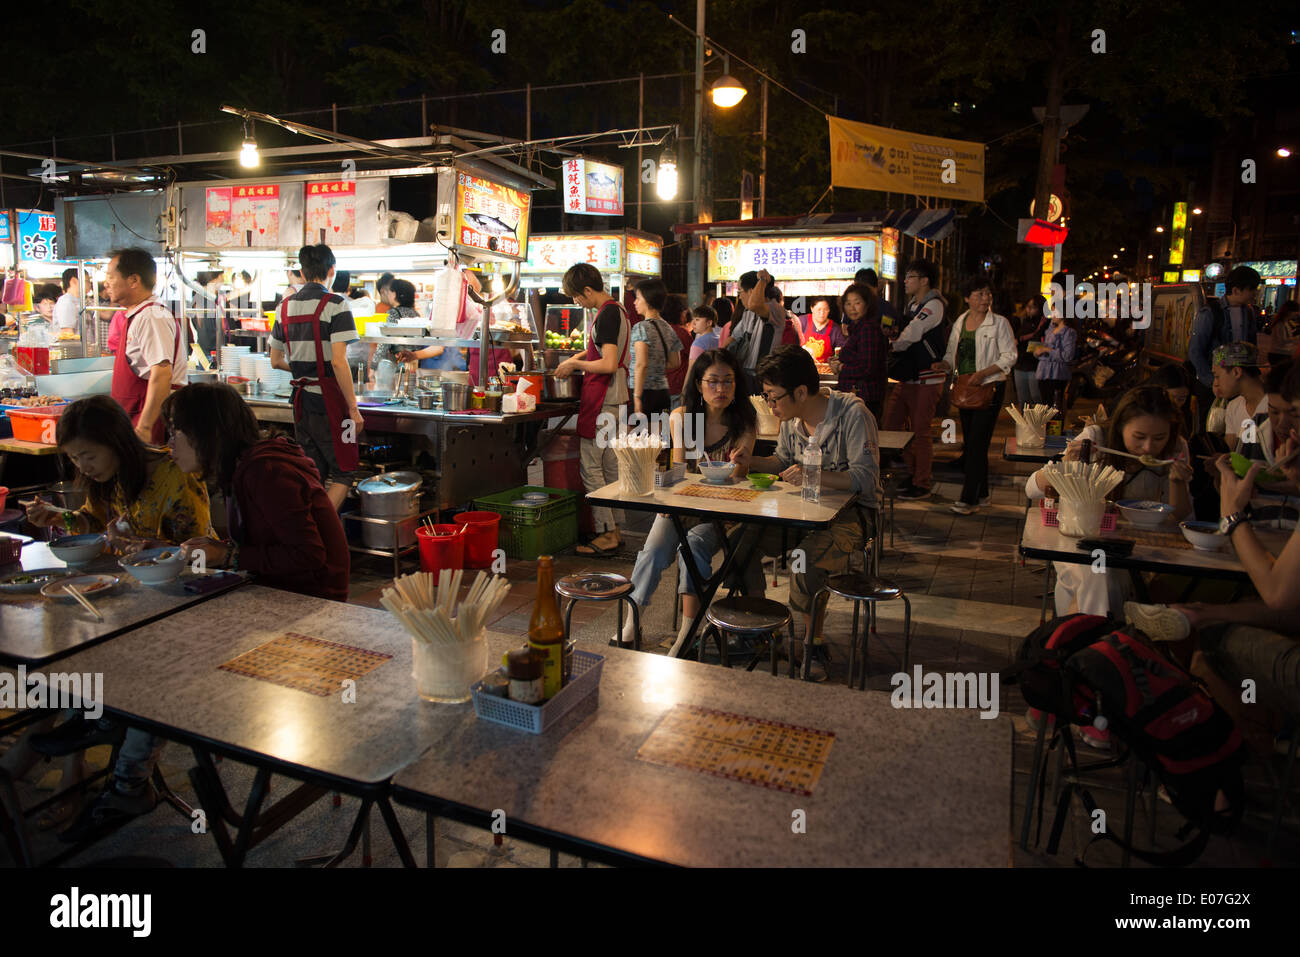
[295, 392, 359, 486]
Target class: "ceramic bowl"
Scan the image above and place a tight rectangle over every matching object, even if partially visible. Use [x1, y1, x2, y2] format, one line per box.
[1117, 499, 1174, 528]
[118, 546, 186, 585]
[748, 472, 778, 489]
[1180, 521, 1225, 552]
[48, 533, 107, 567]
[698, 463, 733, 484]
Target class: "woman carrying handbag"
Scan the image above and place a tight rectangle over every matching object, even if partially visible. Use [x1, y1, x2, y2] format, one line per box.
[931, 275, 1018, 515]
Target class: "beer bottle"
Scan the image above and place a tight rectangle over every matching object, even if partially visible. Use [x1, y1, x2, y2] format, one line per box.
[527, 556, 566, 698]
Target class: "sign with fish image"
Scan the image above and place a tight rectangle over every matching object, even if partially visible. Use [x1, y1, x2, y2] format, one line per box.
[454, 171, 531, 260]
[562, 157, 625, 216]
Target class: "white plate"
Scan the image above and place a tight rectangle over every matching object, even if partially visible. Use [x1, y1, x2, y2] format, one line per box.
[0, 567, 72, 595]
[41, 573, 120, 601]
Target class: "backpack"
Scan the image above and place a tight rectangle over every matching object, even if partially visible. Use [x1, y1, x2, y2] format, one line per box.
[1003, 614, 1246, 866]
[887, 304, 950, 382]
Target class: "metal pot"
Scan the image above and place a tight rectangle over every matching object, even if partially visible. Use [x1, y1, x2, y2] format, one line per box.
[442, 382, 470, 411]
[356, 471, 422, 549]
[544, 373, 580, 400]
[417, 392, 437, 410]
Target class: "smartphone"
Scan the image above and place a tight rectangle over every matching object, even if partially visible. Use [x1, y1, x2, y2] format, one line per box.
[183, 571, 243, 595]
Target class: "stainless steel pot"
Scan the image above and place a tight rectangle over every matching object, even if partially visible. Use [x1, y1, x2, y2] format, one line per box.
[442, 382, 470, 411]
[417, 392, 437, 410]
[356, 471, 422, 549]
[544, 373, 580, 400]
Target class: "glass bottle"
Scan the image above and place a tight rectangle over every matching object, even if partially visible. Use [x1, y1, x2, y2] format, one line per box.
[527, 555, 566, 698]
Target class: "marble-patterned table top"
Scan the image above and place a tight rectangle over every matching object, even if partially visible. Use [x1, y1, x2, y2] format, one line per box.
[0, 542, 247, 667]
[393, 637, 1010, 867]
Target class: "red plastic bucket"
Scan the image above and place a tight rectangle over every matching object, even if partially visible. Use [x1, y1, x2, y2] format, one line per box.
[454, 511, 501, 568]
[416, 524, 464, 576]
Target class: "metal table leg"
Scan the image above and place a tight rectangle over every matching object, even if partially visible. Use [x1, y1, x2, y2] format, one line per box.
[666, 515, 759, 660]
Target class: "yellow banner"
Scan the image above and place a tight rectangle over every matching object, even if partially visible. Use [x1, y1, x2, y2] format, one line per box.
[828, 116, 985, 203]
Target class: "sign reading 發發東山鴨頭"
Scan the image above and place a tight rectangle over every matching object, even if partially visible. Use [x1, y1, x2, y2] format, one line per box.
[828, 116, 984, 203]
[707, 236, 879, 283]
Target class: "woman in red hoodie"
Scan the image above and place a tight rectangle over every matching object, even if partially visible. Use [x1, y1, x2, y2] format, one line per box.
[161, 382, 350, 601]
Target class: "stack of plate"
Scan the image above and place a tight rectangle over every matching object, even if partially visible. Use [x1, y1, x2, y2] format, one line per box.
[261, 368, 293, 393]
[240, 354, 273, 380]
[220, 344, 250, 373]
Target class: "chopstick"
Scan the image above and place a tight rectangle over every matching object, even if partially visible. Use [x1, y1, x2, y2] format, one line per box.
[64, 582, 103, 621]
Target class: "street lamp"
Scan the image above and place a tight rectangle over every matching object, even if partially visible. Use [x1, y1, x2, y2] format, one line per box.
[1155, 225, 1164, 233]
[1278, 147, 1293, 158]
[711, 67, 747, 108]
[238, 121, 260, 168]
[1192, 207, 1203, 215]
[656, 146, 678, 201]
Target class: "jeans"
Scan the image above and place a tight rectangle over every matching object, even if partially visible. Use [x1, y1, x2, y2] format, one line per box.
[957, 382, 1005, 504]
[746, 507, 875, 617]
[114, 729, 163, 789]
[629, 515, 727, 607]
[1012, 369, 1041, 406]
[1200, 623, 1300, 715]
[881, 381, 942, 488]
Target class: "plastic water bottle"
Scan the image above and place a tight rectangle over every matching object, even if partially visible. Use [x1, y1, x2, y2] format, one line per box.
[802, 442, 822, 504]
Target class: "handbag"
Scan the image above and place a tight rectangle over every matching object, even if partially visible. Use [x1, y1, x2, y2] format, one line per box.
[951, 372, 996, 410]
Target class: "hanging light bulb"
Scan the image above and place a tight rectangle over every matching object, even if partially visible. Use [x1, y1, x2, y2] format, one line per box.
[238, 120, 260, 168]
[656, 146, 678, 201]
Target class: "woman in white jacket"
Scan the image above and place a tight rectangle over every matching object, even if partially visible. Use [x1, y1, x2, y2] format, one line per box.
[932, 275, 1018, 514]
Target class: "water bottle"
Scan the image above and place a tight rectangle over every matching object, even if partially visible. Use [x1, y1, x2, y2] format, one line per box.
[802, 442, 822, 504]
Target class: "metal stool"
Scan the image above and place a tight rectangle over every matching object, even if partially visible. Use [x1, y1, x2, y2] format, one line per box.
[556, 573, 642, 651]
[818, 574, 911, 689]
[702, 597, 796, 675]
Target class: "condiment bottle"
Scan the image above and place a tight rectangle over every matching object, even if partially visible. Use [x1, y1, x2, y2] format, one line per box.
[506, 649, 543, 704]
[527, 555, 566, 698]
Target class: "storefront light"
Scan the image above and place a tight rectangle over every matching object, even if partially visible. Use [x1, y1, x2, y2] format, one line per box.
[1278, 147, 1293, 158]
[239, 137, 260, 169]
[656, 148, 678, 201]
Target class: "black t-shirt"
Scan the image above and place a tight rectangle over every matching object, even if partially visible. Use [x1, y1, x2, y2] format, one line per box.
[593, 301, 624, 348]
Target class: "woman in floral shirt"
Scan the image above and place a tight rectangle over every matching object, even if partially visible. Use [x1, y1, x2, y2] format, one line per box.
[832, 282, 888, 422]
[26, 395, 214, 548]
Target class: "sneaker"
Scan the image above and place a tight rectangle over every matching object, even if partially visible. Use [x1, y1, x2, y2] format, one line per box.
[949, 501, 975, 515]
[896, 484, 931, 500]
[1079, 724, 1112, 751]
[59, 778, 159, 844]
[1025, 707, 1055, 733]
[1123, 602, 1191, 643]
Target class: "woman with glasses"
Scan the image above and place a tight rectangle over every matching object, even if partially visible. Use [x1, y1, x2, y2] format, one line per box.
[618, 349, 757, 650]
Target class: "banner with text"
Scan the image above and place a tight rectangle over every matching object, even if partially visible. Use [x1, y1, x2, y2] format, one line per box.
[828, 116, 984, 203]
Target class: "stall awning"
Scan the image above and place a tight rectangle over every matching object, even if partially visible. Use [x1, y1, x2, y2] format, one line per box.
[673, 209, 955, 242]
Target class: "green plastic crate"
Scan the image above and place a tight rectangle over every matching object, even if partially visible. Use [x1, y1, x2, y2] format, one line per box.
[472, 485, 579, 560]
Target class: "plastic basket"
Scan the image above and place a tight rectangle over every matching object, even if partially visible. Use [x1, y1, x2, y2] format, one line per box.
[1039, 500, 1117, 532]
[471, 651, 604, 734]
[472, 485, 579, 560]
[6, 404, 68, 444]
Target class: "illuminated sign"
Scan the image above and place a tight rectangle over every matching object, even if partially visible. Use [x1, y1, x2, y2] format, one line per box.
[561, 157, 625, 216]
[880, 228, 899, 280]
[14, 210, 70, 264]
[1181, 269, 1201, 282]
[625, 234, 661, 276]
[206, 184, 281, 247]
[523, 234, 621, 274]
[1204, 262, 1224, 279]
[1017, 218, 1069, 248]
[454, 171, 530, 260]
[1028, 193, 1064, 223]
[304, 180, 356, 245]
[707, 236, 878, 282]
[1234, 259, 1297, 280]
[1168, 202, 1187, 266]
[1163, 271, 1180, 283]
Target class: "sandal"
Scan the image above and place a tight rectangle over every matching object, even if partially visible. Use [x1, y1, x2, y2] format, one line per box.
[575, 536, 621, 556]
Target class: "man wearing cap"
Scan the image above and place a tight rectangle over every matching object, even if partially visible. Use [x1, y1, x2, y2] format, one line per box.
[1189, 265, 1262, 428]
[1211, 342, 1268, 453]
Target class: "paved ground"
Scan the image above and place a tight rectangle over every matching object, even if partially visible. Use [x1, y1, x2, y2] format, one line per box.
[3, 412, 1296, 867]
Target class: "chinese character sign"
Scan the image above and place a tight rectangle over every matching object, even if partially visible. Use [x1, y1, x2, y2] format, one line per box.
[560, 158, 625, 217]
[454, 172, 531, 260]
[522, 234, 621, 274]
[305, 180, 357, 245]
[1168, 202, 1187, 267]
[17, 209, 70, 265]
[625, 235, 662, 277]
[828, 116, 984, 203]
[206, 185, 281, 247]
[707, 237, 879, 282]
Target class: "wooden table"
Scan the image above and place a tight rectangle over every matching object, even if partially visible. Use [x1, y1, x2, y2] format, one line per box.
[588, 476, 859, 669]
[0, 542, 247, 667]
[392, 638, 1010, 867]
[51, 585, 473, 867]
[1018, 508, 1287, 602]
[1002, 436, 1068, 464]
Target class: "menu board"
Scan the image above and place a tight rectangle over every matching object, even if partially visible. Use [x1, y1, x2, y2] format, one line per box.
[454, 171, 530, 260]
[15, 210, 71, 265]
[305, 180, 356, 245]
[523, 234, 621, 274]
[625, 234, 662, 276]
[562, 157, 625, 216]
[206, 184, 281, 247]
[707, 236, 878, 283]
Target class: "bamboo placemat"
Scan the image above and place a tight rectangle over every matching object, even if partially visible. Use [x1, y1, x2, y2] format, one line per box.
[676, 484, 763, 502]
[219, 632, 392, 696]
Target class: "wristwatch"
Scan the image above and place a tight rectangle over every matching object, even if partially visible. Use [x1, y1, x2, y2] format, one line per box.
[1218, 510, 1250, 536]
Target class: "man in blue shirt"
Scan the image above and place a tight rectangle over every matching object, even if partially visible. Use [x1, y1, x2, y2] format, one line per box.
[1189, 265, 1261, 428]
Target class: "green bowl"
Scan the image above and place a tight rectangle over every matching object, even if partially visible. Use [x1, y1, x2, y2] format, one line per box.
[749, 472, 777, 489]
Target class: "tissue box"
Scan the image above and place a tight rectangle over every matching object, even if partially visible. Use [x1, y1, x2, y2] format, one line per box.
[13, 346, 50, 375]
[655, 463, 686, 488]
[502, 392, 537, 414]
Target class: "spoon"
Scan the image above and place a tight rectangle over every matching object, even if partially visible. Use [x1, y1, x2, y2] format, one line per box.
[1093, 446, 1174, 468]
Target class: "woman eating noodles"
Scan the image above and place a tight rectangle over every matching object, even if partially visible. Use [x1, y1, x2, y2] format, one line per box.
[21, 394, 214, 840]
[164, 382, 350, 601]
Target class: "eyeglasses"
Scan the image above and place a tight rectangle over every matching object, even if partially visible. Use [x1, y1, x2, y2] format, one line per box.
[702, 377, 736, 390]
[762, 390, 789, 406]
